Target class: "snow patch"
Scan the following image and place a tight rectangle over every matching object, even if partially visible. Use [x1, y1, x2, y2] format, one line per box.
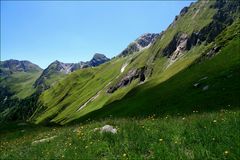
[77, 91, 101, 112]
[121, 63, 128, 73]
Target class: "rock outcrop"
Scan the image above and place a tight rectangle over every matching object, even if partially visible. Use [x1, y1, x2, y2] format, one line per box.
[32, 136, 57, 145]
[180, 6, 189, 16]
[94, 125, 117, 134]
[197, 0, 239, 43]
[163, 33, 187, 60]
[107, 67, 146, 93]
[162, 0, 239, 60]
[162, 32, 198, 60]
[119, 33, 161, 57]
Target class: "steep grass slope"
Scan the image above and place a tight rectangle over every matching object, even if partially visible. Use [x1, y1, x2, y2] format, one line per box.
[1, 1, 240, 159]
[0, 60, 43, 99]
[0, 60, 42, 121]
[0, 71, 41, 99]
[32, 58, 126, 124]
[32, 0, 240, 124]
[83, 29, 240, 120]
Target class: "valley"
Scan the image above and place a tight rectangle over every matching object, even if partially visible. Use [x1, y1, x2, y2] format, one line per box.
[0, 0, 240, 159]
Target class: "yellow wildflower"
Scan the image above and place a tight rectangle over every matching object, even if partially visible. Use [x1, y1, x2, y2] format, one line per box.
[224, 150, 229, 155]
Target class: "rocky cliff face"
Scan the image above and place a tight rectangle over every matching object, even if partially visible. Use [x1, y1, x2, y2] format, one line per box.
[0, 59, 42, 76]
[107, 67, 147, 93]
[162, 0, 239, 61]
[119, 33, 161, 57]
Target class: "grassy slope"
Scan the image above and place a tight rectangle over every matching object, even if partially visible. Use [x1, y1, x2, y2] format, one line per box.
[42, 72, 66, 89]
[1, 110, 239, 159]
[151, 0, 216, 59]
[0, 71, 42, 99]
[33, 0, 218, 124]
[82, 28, 240, 120]
[33, 58, 126, 124]
[1, 1, 239, 159]
[3, 37, 238, 159]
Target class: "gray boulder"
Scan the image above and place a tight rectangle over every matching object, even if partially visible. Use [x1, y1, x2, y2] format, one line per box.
[98, 125, 117, 134]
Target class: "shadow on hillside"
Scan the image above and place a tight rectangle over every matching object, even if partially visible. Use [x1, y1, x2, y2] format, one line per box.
[70, 52, 240, 125]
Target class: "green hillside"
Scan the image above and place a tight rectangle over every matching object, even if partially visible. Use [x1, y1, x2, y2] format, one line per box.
[0, 59, 43, 121]
[1, 0, 240, 159]
[0, 71, 42, 99]
[32, 0, 240, 125]
[83, 26, 240, 121]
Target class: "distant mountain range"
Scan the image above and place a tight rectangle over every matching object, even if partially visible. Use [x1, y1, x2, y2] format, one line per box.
[0, 32, 159, 92]
[34, 53, 110, 90]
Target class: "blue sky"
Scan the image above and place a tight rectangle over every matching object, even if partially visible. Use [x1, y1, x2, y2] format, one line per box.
[1, 1, 194, 69]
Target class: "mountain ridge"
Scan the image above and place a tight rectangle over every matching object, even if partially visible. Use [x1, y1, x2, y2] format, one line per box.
[0, 59, 42, 76]
[33, 53, 109, 90]
[1, 1, 240, 159]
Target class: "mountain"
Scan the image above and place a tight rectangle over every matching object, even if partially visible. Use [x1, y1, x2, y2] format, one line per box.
[29, 0, 240, 125]
[34, 53, 109, 90]
[1, 1, 240, 158]
[0, 60, 43, 121]
[0, 59, 42, 99]
[88, 53, 110, 67]
[0, 59, 42, 76]
[0, 53, 110, 121]
[119, 33, 160, 57]
[34, 60, 78, 90]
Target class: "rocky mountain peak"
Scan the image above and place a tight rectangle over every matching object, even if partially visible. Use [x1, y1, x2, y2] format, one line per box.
[34, 53, 110, 90]
[119, 33, 160, 57]
[89, 53, 110, 67]
[52, 60, 61, 64]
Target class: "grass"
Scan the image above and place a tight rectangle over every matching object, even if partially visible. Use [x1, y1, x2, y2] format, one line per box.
[41, 72, 66, 89]
[83, 37, 240, 121]
[151, 0, 216, 58]
[31, 0, 220, 125]
[0, 1, 239, 159]
[0, 71, 42, 99]
[31, 1, 239, 126]
[1, 110, 239, 159]
[33, 58, 126, 124]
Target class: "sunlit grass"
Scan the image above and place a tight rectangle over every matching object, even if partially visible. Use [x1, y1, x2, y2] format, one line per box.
[1, 110, 239, 159]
